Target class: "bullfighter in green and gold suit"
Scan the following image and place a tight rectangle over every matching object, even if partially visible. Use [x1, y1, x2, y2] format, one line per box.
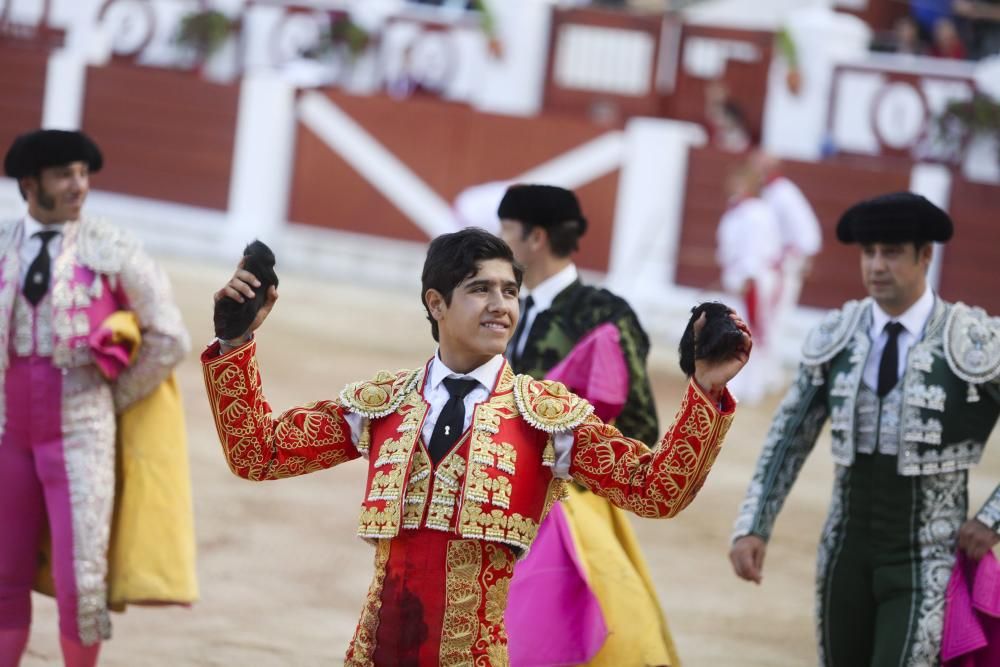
[499, 184, 679, 666]
[730, 193, 1000, 667]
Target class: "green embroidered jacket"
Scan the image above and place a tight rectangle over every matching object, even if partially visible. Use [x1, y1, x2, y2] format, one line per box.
[508, 279, 659, 444]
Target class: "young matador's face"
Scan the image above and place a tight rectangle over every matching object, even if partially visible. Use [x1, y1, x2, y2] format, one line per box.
[434, 258, 520, 369]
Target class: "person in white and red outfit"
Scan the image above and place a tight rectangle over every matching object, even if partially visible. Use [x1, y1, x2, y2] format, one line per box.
[716, 164, 784, 404]
[752, 150, 822, 346]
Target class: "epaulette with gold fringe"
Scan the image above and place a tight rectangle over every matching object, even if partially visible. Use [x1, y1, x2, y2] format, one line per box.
[338, 368, 421, 419]
[512, 375, 593, 434]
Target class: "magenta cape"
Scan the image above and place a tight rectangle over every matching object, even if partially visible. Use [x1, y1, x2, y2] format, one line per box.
[505, 323, 629, 665]
[943, 550, 1000, 667]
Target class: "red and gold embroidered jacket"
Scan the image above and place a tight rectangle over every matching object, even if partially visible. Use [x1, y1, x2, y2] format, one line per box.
[202, 340, 736, 552]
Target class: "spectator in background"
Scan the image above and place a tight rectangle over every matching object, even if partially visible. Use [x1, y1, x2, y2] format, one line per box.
[954, 0, 1000, 57]
[932, 16, 969, 58]
[911, 0, 954, 36]
[715, 165, 783, 404]
[892, 15, 926, 54]
[751, 150, 822, 348]
[705, 81, 752, 154]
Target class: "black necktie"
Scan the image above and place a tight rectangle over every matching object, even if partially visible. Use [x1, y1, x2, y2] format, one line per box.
[23, 231, 59, 306]
[877, 322, 905, 398]
[428, 377, 479, 464]
[507, 295, 534, 362]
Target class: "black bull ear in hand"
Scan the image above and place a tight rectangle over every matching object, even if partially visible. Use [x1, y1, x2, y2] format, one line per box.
[678, 301, 752, 377]
[214, 240, 279, 340]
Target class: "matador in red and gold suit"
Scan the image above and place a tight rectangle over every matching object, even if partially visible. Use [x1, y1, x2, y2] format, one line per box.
[202, 337, 735, 665]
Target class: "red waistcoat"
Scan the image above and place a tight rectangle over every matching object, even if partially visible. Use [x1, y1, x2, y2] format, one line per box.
[340, 359, 592, 552]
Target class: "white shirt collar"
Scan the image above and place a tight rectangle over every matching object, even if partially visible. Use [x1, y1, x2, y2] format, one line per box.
[23, 212, 66, 239]
[523, 263, 577, 312]
[427, 352, 505, 394]
[870, 285, 935, 340]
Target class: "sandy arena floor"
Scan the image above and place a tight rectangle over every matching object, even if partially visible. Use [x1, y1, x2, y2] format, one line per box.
[19, 255, 1000, 667]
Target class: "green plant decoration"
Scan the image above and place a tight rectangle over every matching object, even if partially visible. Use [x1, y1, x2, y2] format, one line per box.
[175, 10, 235, 58]
[936, 92, 1000, 165]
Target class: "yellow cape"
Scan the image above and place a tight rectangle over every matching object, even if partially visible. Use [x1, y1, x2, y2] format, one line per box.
[35, 312, 198, 610]
[562, 483, 681, 667]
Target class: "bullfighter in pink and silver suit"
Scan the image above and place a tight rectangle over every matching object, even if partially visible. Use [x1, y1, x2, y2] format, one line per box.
[0, 130, 189, 667]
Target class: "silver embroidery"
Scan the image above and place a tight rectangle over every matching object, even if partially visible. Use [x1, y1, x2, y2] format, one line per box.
[815, 465, 850, 667]
[0, 222, 22, 368]
[944, 302, 1000, 384]
[829, 330, 872, 467]
[911, 348, 934, 373]
[854, 385, 904, 456]
[12, 295, 34, 356]
[49, 223, 80, 366]
[830, 371, 855, 398]
[802, 299, 870, 366]
[75, 217, 131, 274]
[102, 226, 190, 411]
[976, 488, 1000, 530]
[906, 382, 947, 412]
[830, 404, 851, 433]
[61, 368, 116, 645]
[903, 416, 943, 445]
[854, 388, 878, 455]
[908, 471, 965, 666]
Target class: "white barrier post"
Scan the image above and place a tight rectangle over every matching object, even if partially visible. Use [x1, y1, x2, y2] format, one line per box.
[225, 71, 297, 257]
[607, 117, 706, 300]
[41, 50, 88, 130]
[909, 163, 952, 291]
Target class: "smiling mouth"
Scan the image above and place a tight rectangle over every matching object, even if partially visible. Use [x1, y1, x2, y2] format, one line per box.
[481, 322, 508, 331]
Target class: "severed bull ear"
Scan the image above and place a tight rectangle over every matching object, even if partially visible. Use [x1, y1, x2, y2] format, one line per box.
[214, 240, 279, 340]
[678, 301, 746, 377]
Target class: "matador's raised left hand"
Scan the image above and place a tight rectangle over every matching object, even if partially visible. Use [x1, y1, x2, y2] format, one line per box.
[692, 312, 752, 403]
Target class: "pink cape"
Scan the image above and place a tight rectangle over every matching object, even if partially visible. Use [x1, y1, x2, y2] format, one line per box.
[505, 323, 629, 665]
[942, 550, 1000, 667]
[543, 322, 629, 423]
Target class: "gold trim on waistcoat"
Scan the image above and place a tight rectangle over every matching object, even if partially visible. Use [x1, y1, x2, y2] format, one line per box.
[345, 539, 391, 666]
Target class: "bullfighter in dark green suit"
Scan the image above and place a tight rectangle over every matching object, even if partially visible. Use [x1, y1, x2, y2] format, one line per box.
[730, 192, 1000, 667]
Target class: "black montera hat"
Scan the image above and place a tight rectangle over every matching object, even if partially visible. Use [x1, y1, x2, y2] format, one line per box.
[4, 129, 103, 179]
[497, 184, 588, 236]
[836, 192, 953, 245]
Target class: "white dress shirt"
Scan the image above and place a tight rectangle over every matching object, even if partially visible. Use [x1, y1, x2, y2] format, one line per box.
[420, 352, 504, 446]
[343, 351, 576, 479]
[19, 214, 66, 285]
[512, 263, 578, 358]
[862, 286, 936, 391]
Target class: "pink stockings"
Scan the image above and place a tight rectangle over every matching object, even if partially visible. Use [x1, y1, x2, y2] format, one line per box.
[59, 635, 100, 667]
[0, 629, 100, 667]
